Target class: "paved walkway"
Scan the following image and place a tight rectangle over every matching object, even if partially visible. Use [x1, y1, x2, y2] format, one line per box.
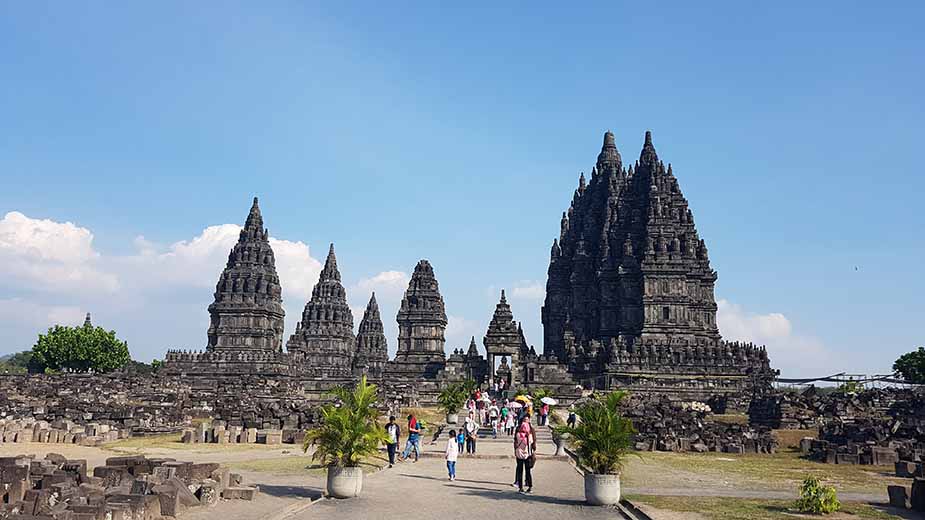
[294, 456, 624, 520]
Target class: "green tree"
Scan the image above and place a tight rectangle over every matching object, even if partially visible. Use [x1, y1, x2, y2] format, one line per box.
[894, 347, 925, 384]
[31, 321, 130, 373]
[0, 351, 33, 373]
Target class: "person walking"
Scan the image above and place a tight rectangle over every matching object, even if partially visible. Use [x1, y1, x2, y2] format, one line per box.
[567, 407, 577, 429]
[385, 415, 401, 467]
[445, 429, 459, 481]
[505, 408, 516, 435]
[456, 429, 465, 454]
[464, 411, 479, 455]
[399, 414, 421, 462]
[539, 402, 550, 426]
[514, 415, 535, 494]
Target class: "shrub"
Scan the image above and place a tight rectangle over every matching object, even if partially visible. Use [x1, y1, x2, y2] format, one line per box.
[303, 376, 389, 467]
[795, 476, 840, 514]
[553, 391, 635, 474]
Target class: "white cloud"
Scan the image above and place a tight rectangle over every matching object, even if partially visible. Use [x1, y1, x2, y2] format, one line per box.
[0, 211, 327, 359]
[353, 270, 409, 300]
[510, 281, 545, 300]
[716, 299, 832, 378]
[0, 211, 119, 293]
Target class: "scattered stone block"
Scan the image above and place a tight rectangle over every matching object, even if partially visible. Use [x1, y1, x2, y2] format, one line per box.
[888, 485, 910, 509]
[222, 486, 258, 500]
[912, 478, 925, 512]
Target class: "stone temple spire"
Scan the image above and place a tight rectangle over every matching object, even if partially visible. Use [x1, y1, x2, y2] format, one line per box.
[207, 197, 285, 353]
[596, 130, 622, 171]
[466, 336, 479, 357]
[286, 242, 355, 376]
[83, 313, 92, 327]
[388, 259, 448, 379]
[354, 292, 388, 377]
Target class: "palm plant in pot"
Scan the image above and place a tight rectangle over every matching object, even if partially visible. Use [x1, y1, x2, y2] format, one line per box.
[554, 390, 635, 505]
[437, 382, 467, 424]
[303, 376, 389, 498]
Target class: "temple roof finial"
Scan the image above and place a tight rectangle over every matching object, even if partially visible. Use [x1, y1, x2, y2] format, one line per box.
[500, 289, 507, 303]
[597, 130, 622, 168]
[84, 313, 92, 327]
[320, 243, 341, 282]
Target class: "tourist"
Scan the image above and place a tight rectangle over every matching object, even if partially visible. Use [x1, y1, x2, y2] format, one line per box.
[504, 407, 516, 435]
[513, 415, 535, 494]
[456, 429, 465, 454]
[539, 402, 549, 426]
[463, 411, 478, 455]
[567, 407, 577, 429]
[385, 415, 401, 467]
[445, 429, 459, 481]
[399, 414, 421, 462]
[488, 401, 500, 438]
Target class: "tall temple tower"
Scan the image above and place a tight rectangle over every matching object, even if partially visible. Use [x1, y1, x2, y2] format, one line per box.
[353, 292, 389, 378]
[286, 244, 356, 376]
[389, 260, 448, 379]
[483, 290, 530, 387]
[542, 131, 721, 359]
[206, 197, 285, 353]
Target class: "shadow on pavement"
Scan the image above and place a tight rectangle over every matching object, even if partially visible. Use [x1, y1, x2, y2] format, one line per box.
[396, 473, 510, 487]
[454, 486, 585, 506]
[256, 484, 323, 500]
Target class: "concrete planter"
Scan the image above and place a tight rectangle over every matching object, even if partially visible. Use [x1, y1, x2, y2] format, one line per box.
[326, 466, 363, 498]
[446, 413, 459, 425]
[553, 434, 568, 456]
[584, 472, 621, 505]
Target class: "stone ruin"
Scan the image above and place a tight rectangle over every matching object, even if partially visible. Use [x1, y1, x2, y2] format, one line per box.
[0, 453, 256, 519]
[622, 394, 777, 454]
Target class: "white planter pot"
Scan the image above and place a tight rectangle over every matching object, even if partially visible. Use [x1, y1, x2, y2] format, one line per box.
[326, 466, 364, 498]
[446, 413, 459, 425]
[584, 472, 621, 505]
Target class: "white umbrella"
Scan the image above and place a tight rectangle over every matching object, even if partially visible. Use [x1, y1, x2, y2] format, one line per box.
[540, 397, 558, 405]
[507, 401, 523, 409]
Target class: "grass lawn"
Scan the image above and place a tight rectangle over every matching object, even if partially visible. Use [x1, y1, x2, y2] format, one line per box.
[104, 433, 296, 453]
[626, 495, 904, 520]
[623, 449, 904, 494]
[228, 453, 389, 476]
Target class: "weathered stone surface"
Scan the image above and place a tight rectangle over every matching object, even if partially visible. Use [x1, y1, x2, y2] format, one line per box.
[539, 131, 774, 397]
[888, 485, 910, 509]
[387, 260, 448, 380]
[287, 244, 356, 377]
[353, 292, 389, 378]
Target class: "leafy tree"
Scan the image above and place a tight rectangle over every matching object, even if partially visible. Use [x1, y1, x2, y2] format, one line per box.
[303, 376, 389, 467]
[31, 321, 130, 373]
[0, 351, 33, 374]
[893, 347, 925, 384]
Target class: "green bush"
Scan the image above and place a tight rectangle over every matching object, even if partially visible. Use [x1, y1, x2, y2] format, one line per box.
[437, 382, 468, 415]
[795, 476, 840, 514]
[894, 347, 925, 384]
[303, 376, 389, 467]
[553, 391, 635, 474]
[31, 322, 129, 373]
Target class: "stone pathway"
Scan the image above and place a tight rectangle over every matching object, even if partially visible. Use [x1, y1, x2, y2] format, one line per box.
[292, 456, 626, 520]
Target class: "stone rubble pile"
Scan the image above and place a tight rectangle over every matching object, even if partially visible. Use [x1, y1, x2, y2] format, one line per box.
[0, 418, 125, 447]
[623, 395, 777, 454]
[777, 387, 925, 466]
[0, 453, 256, 519]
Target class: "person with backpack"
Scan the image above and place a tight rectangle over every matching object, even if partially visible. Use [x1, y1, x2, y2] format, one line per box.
[445, 429, 459, 481]
[385, 415, 401, 468]
[399, 414, 421, 462]
[513, 415, 535, 494]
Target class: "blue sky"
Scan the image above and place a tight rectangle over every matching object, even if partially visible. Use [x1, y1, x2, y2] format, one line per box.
[1, 2, 922, 377]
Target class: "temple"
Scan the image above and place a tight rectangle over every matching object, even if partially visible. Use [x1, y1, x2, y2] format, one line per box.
[286, 244, 356, 378]
[207, 197, 285, 354]
[537, 131, 774, 396]
[165, 129, 775, 405]
[353, 293, 389, 378]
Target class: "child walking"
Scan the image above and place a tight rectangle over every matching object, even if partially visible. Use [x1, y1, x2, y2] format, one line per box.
[445, 429, 459, 481]
[456, 430, 465, 454]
